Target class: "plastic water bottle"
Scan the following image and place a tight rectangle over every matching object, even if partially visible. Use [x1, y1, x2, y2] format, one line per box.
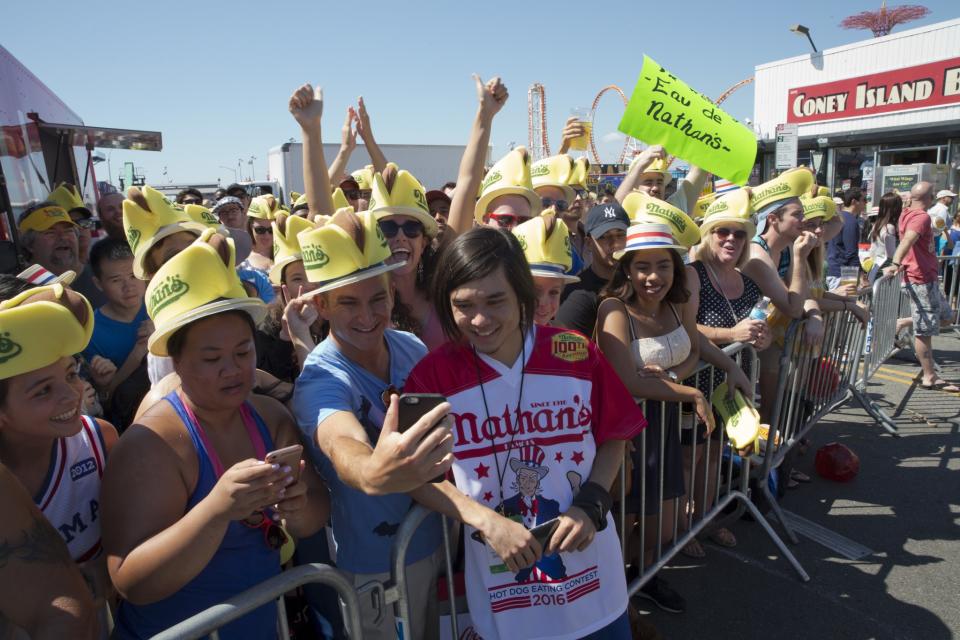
[749, 296, 772, 322]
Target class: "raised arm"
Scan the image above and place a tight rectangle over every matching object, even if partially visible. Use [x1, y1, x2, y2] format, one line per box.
[614, 145, 665, 203]
[446, 75, 509, 238]
[289, 84, 335, 217]
[355, 97, 387, 174]
[327, 107, 358, 183]
[743, 233, 816, 319]
[557, 116, 585, 155]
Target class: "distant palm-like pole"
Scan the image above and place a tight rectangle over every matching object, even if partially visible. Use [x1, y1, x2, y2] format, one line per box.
[840, 1, 931, 37]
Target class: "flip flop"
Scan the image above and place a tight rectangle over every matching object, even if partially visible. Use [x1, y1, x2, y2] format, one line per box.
[708, 527, 737, 548]
[790, 469, 812, 483]
[920, 380, 960, 393]
[679, 538, 706, 559]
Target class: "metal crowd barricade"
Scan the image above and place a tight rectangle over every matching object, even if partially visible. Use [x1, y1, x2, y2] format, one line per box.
[938, 255, 960, 333]
[852, 273, 905, 435]
[151, 563, 363, 640]
[753, 306, 867, 544]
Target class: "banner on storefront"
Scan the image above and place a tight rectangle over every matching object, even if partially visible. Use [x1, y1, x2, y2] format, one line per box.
[787, 56, 960, 124]
[619, 55, 757, 185]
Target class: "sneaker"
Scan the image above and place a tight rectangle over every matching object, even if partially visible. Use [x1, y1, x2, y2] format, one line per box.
[635, 576, 686, 614]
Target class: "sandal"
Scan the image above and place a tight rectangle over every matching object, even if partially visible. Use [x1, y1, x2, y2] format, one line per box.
[790, 469, 812, 483]
[709, 527, 737, 548]
[920, 379, 960, 393]
[679, 538, 706, 558]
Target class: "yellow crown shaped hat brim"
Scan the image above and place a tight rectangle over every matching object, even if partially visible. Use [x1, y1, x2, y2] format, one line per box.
[531, 155, 576, 204]
[475, 147, 543, 224]
[269, 215, 317, 285]
[246, 195, 280, 220]
[184, 204, 222, 228]
[570, 157, 591, 190]
[622, 191, 701, 248]
[0, 284, 94, 380]
[512, 209, 579, 283]
[332, 188, 351, 212]
[700, 188, 757, 239]
[369, 165, 438, 237]
[800, 194, 837, 221]
[297, 210, 403, 297]
[48, 184, 90, 216]
[18, 205, 77, 233]
[693, 193, 717, 222]
[351, 166, 374, 190]
[146, 228, 266, 357]
[123, 186, 208, 279]
[750, 167, 815, 214]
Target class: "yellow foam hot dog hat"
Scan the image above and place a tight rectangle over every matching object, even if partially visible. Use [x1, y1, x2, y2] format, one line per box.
[297, 208, 401, 296]
[48, 183, 91, 218]
[700, 188, 756, 239]
[512, 209, 579, 284]
[0, 284, 94, 380]
[711, 381, 760, 451]
[369, 164, 437, 238]
[247, 194, 282, 220]
[351, 166, 375, 191]
[800, 193, 837, 222]
[750, 168, 814, 216]
[123, 186, 208, 280]
[630, 155, 674, 183]
[570, 157, 591, 191]
[146, 228, 266, 356]
[475, 147, 542, 224]
[531, 155, 576, 204]
[183, 204, 222, 228]
[622, 191, 701, 248]
[269, 213, 317, 286]
[18, 204, 76, 233]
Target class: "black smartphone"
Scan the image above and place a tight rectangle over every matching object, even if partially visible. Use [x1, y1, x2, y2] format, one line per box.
[396, 393, 448, 483]
[530, 518, 561, 550]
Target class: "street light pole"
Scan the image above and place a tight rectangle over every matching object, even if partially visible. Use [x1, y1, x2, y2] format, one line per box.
[790, 24, 818, 52]
[220, 165, 238, 181]
[249, 156, 257, 181]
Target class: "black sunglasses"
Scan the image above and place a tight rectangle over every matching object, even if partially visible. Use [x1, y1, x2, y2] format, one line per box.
[253, 226, 273, 235]
[380, 219, 424, 238]
[713, 227, 747, 240]
[541, 197, 569, 212]
[343, 189, 361, 200]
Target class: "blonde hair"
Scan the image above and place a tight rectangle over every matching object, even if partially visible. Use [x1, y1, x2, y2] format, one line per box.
[695, 225, 750, 269]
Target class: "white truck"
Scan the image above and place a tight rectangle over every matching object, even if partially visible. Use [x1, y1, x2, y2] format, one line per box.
[267, 142, 487, 197]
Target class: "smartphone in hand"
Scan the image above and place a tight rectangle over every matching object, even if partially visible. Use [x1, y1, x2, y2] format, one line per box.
[264, 444, 303, 482]
[397, 393, 448, 483]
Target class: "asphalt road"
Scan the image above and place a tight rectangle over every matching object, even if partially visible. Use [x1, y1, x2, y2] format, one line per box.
[639, 336, 960, 640]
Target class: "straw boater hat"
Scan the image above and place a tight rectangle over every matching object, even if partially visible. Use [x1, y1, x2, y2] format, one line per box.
[622, 190, 701, 248]
[0, 284, 93, 381]
[269, 213, 317, 286]
[145, 228, 266, 356]
[246, 194, 281, 220]
[474, 147, 542, 224]
[509, 444, 549, 479]
[17, 264, 76, 287]
[630, 155, 674, 184]
[18, 203, 77, 233]
[751, 168, 815, 234]
[531, 155, 576, 203]
[48, 183, 92, 219]
[512, 209, 580, 284]
[699, 188, 757, 239]
[614, 221, 686, 260]
[351, 166, 375, 191]
[296, 208, 404, 297]
[123, 186, 208, 280]
[368, 164, 438, 237]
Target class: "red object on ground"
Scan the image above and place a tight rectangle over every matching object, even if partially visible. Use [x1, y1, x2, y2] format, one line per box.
[815, 443, 860, 482]
[805, 357, 842, 402]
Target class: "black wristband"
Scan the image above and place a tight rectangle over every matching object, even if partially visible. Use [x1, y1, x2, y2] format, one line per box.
[571, 481, 613, 532]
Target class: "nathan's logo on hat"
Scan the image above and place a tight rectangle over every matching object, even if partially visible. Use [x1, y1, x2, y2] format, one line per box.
[710, 200, 730, 213]
[127, 228, 142, 250]
[375, 224, 388, 248]
[302, 244, 330, 269]
[551, 331, 588, 362]
[199, 210, 218, 225]
[647, 203, 688, 232]
[530, 164, 551, 178]
[517, 235, 529, 251]
[412, 189, 428, 212]
[480, 170, 502, 192]
[148, 274, 190, 315]
[752, 182, 790, 203]
[0, 332, 23, 364]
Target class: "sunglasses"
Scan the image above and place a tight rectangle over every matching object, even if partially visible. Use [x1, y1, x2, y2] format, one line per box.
[253, 226, 273, 235]
[182, 198, 203, 205]
[801, 219, 825, 230]
[541, 197, 569, 212]
[343, 189, 361, 200]
[712, 227, 747, 240]
[75, 218, 99, 230]
[487, 213, 524, 228]
[379, 219, 424, 238]
[242, 510, 288, 550]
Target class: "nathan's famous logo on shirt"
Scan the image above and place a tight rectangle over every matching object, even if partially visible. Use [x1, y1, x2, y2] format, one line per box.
[302, 244, 330, 269]
[0, 332, 23, 364]
[148, 274, 190, 315]
[453, 394, 592, 446]
[551, 332, 588, 362]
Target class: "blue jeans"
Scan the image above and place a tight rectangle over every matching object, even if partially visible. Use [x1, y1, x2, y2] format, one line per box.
[580, 609, 631, 640]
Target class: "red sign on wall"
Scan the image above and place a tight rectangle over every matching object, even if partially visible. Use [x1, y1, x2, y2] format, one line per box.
[787, 57, 960, 124]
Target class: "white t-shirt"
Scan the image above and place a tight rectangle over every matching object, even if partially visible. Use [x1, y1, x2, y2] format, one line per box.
[928, 202, 950, 232]
[405, 325, 646, 640]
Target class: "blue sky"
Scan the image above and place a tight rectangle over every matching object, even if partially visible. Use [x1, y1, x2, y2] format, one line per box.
[4, 0, 956, 187]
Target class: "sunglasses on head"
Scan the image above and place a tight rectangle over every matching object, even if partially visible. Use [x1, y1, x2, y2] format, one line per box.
[343, 189, 361, 200]
[243, 510, 288, 550]
[379, 219, 424, 238]
[541, 197, 569, 212]
[712, 227, 747, 240]
[253, 226, 273, 235]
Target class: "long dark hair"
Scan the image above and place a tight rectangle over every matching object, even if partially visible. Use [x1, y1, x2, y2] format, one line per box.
[391, 242, 439, 334]
[871, 192, 902, 242]
[430, 227, 536, 341]
[601, 248, 689, 305]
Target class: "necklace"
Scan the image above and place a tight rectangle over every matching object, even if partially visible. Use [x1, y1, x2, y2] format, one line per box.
[472, 332, 527, 515]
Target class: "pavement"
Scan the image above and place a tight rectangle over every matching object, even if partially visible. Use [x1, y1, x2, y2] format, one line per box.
[639, 335, 960, 640]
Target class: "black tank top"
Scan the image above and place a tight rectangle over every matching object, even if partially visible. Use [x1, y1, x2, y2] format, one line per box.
[691, 261, 762, 334]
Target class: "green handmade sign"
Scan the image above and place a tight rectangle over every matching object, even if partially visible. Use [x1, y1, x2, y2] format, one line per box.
[619, 55, 757, 185]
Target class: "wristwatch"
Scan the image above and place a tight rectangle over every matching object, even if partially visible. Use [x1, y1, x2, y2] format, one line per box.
[666, 370, 679, 383]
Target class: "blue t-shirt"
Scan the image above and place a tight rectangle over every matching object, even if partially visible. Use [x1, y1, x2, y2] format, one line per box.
[83, 304, 149, 367]
[236, 267, 276, 303]
[291, 330, 442, 574]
